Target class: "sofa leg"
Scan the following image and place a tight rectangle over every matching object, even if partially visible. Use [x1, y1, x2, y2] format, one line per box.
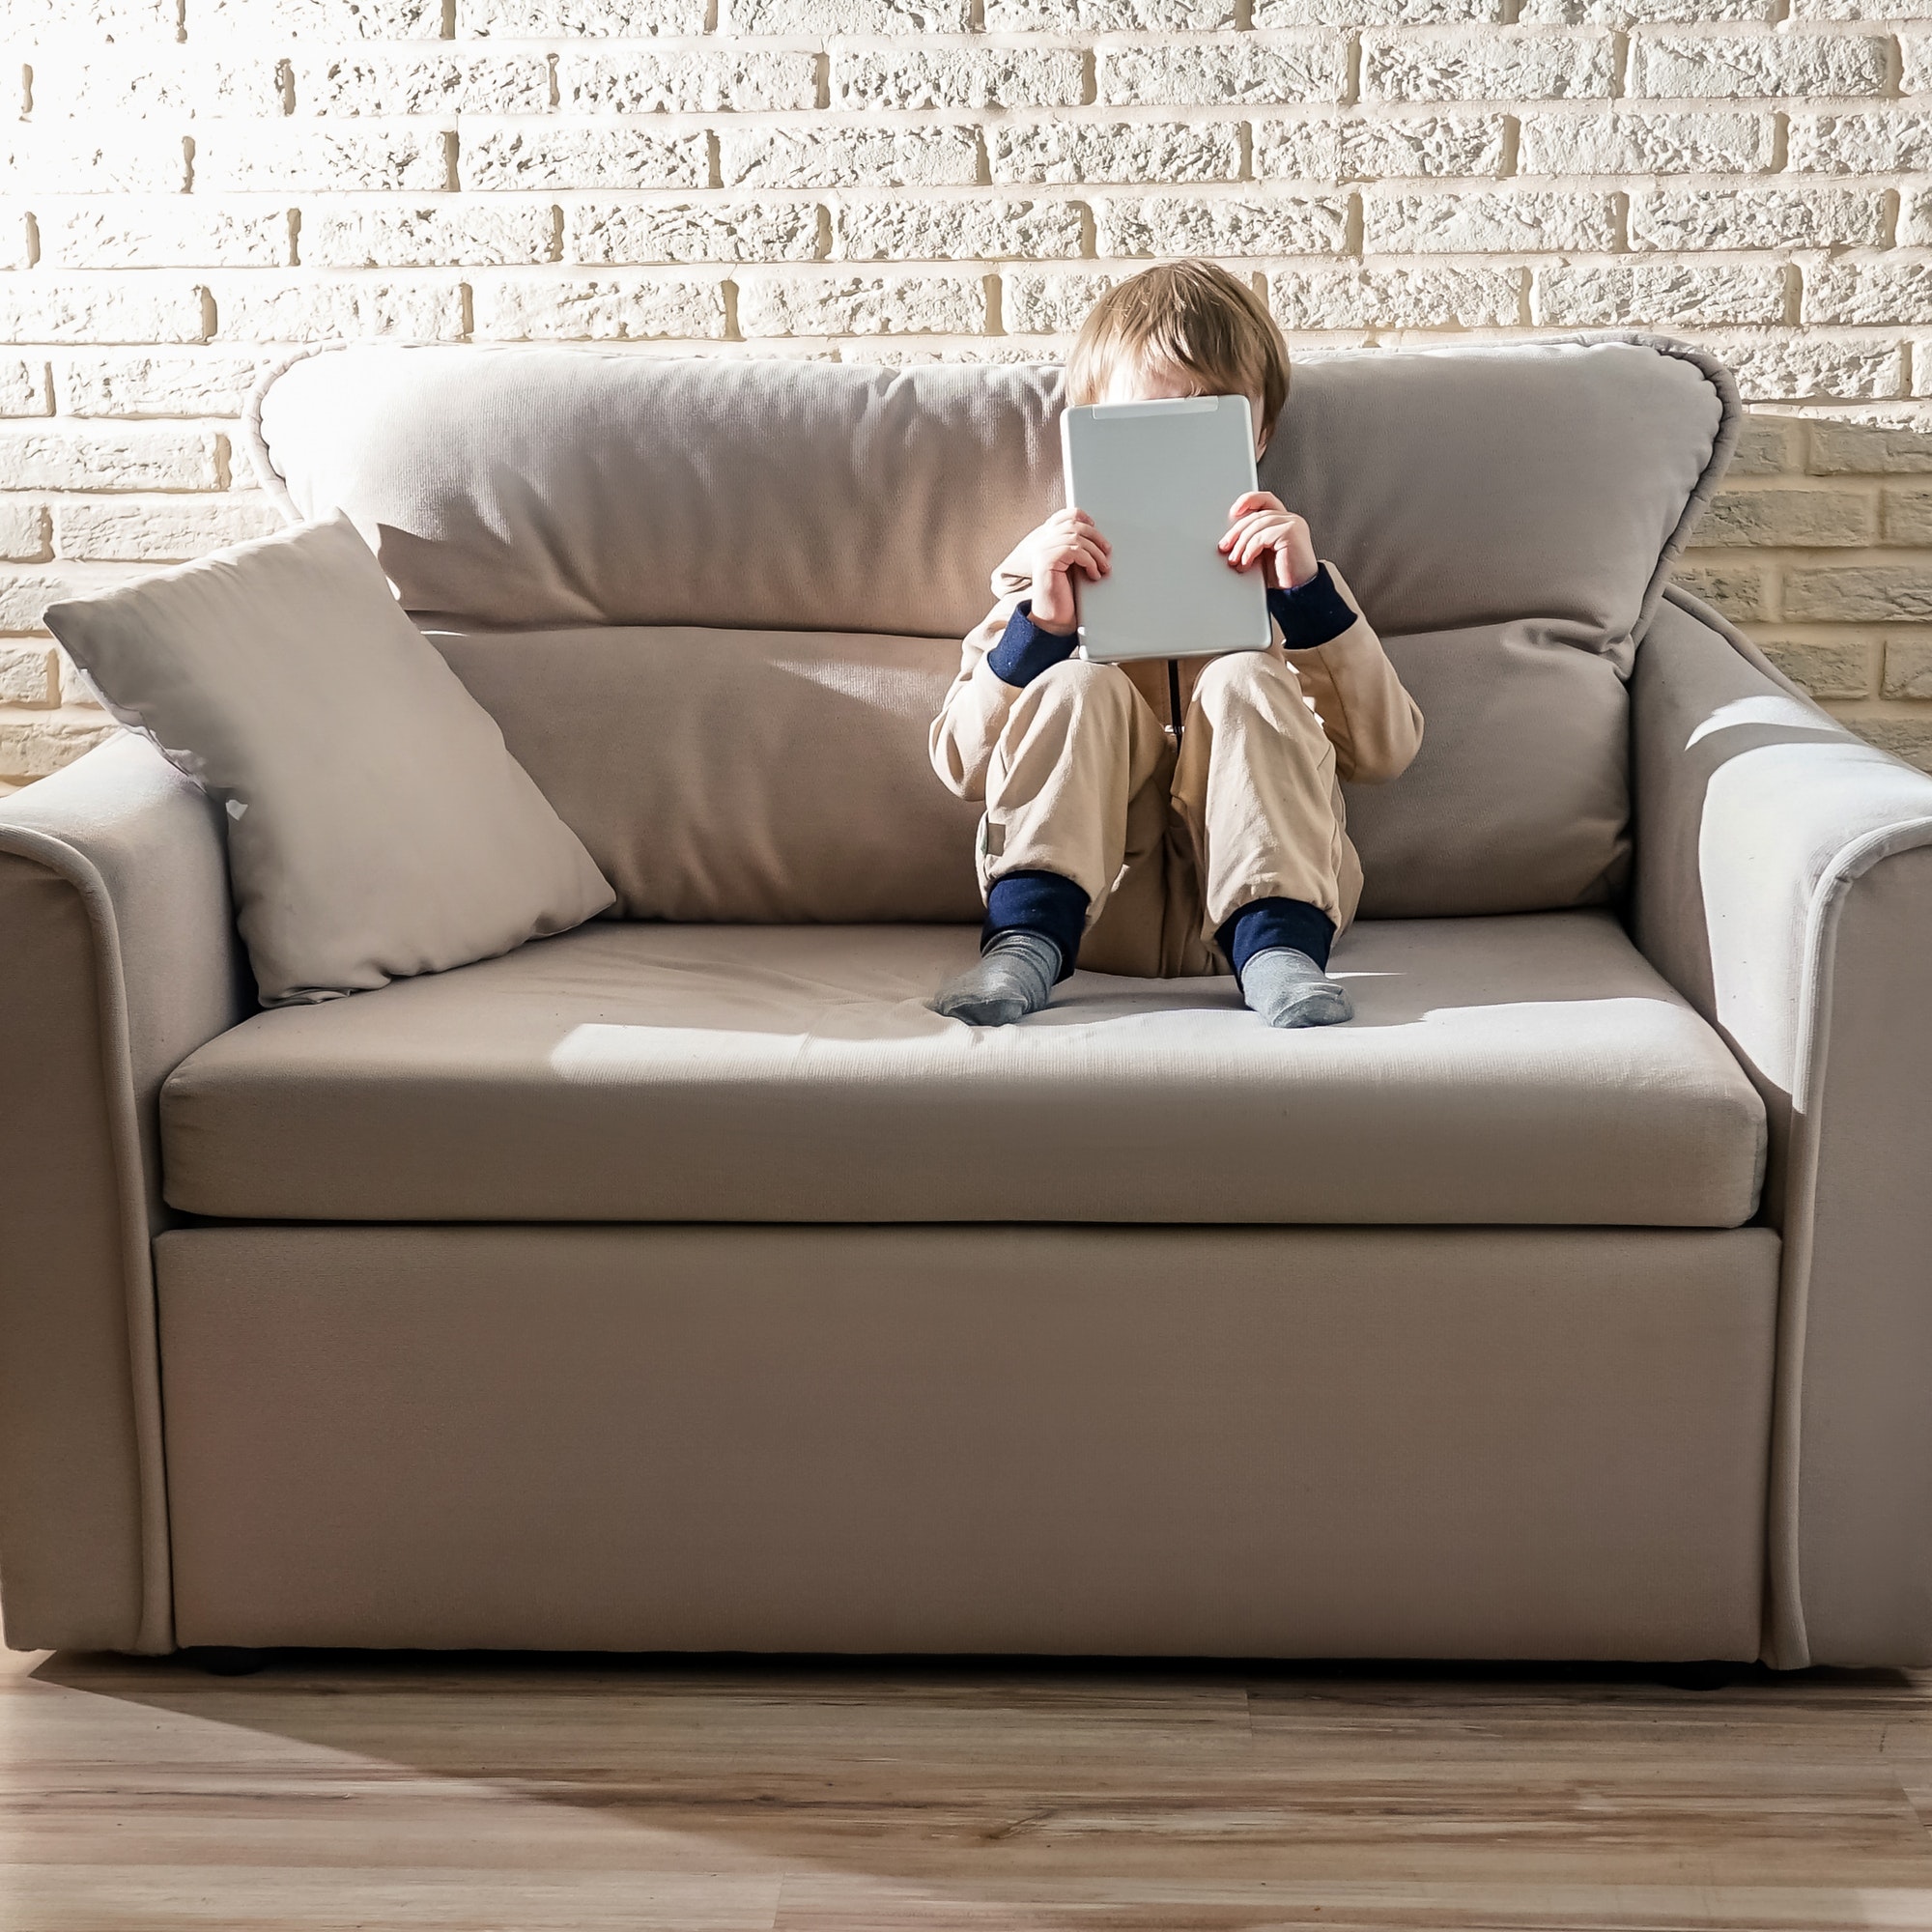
[188, 1646, 267, 1676]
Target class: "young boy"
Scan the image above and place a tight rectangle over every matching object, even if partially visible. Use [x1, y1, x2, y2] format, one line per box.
[928, 261, 1424, 1029]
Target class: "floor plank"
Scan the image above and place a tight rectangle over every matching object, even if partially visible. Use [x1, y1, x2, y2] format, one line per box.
[7, 1649, 1932, 1929]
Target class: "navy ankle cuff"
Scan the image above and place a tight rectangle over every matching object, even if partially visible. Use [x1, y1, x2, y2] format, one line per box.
[984, 869, 1089, 981]
[1217, 895, 1336, 979]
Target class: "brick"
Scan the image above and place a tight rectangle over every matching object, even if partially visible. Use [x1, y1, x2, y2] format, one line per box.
[300, 203, 558, 269]
[832, 49, 1084, 111]
[296, 53, 553, 117]
[0, 643, 58, 706]
[0, 427, 221, 491]
[1899, 30, 1932, 92]
[725, 0, 972, 25]
[1788, 563, 1932, 622]
[213, 278, 466, 342]
[985, 0, 1232, 21]
[463, 125, 708, 190]
[1891, 195, 1932, 250]
[3, 131, 187, 195]
[0, 503, 51, 562]
[1258, 0, 1501, 19]
[194, 0, 442, 35]
[1804, 0, 1932, 14]
[470, 274, 726, 339]
[723, 126, 979, 189]
[0, 280, 209, 346]
[38, 202, 292, 270]
[1804, 264, 1932, 328]
[571, 200, 821, 265]
[1516, 109, 1771, 174]
[1726, 416, 1797, 476]
[1628, 33, 1889, 99]
[2, 567, 146, 636]
[990, 122, 1240, 185]
[1809, 422, 1932, 474]
[460, 0, 703, 28]
[54, 497, 290, 561]
[0, 361, 52, 416]
[1522, 0, 1771, 16]
[1361, 31, 1616, 102]
[1534, 263, 1787, 327]
[835, 198, 1084, 262]
[1363, 189, 1618, 253]
[563, 51, 819, 114]
[1756, 636, 1876, 700]
[1256, 113, 1507, 182]
[195, 127, 451, 193]
[1883, 488, 1932, 545]
[29, 0, 179, 38]
[0, 718, 119, 781]
[55, 352, 275, 417]
[1268, 263, 1522, 328]
[0, 210, 28, 273]
[1667, 558, 1772, 621]
[1883, 636, 1932, 697]
[1098, 37, 1348, 106]
[1631, 187, 1887, 252]
[1720, 336, 1908, 404]
[31, 54, 286, 118]
[1848, 717, 1932, 772]
[1003, 269, 1120, 332]
[1790, 113, 1932, 176]
[1097, 193, 1350, 257]
[1692, 485, 1875, 548]
[739, 271, 986, 337]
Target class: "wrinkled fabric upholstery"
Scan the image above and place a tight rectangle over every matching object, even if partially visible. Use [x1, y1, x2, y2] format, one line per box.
[251, 337, 1734, 922]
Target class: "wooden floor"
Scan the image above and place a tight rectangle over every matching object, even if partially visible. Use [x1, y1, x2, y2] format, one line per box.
[9, 1646, 1932, 1930]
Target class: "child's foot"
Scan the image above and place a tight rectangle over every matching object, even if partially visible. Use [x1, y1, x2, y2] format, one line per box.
[931, 930, 1062, 1026]
[1241, 947, 1353, 1029]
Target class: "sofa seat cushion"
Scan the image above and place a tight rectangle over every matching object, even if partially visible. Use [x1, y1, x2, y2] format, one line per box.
[161, 911, 1765, 1228]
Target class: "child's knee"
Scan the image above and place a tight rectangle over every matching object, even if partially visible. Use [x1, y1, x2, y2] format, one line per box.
[1192, 650, 1286, 710]
[1012, 655, 1136, 727]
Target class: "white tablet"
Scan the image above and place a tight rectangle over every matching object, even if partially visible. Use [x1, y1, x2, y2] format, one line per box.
[1060, 394, 1270, 666]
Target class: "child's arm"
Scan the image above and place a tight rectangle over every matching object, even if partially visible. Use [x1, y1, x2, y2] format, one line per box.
[1221, 492, 1423, 786]
[929, 512, 1111, 801]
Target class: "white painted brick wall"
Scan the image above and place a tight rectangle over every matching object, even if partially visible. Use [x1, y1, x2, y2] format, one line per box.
[2, 0, 1932, 789]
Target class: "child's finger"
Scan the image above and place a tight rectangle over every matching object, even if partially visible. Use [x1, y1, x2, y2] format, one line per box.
[1236, 527, 1275, 568]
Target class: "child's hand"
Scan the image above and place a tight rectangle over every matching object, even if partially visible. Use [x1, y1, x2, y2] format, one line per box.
[1220, 491, 1319, 591]
[1021, 508, 1111, 635]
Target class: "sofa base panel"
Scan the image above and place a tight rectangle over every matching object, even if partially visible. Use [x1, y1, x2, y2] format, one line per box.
[156, 1223, 1777, 1662]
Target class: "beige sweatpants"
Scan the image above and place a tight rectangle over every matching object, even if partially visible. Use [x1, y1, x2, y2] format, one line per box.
[978, 651, 1354, 980]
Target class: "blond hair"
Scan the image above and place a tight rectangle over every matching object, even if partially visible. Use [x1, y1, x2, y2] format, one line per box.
[1066, 261, 1291, 440]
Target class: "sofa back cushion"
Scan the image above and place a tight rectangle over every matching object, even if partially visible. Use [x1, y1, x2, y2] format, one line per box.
[251, 338, 1737, 923]
[430, 623, 984, 923]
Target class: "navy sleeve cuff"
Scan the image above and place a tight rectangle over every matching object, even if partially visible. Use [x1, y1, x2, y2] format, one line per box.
[1266, 563, 1357, 652]
[986, 600, 1079, 687]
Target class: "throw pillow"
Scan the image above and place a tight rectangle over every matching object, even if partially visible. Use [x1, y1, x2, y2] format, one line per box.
[46, 511, 614, 1006]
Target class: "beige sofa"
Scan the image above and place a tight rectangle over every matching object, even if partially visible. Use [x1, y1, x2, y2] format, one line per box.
[5, 334, 1931, 1667]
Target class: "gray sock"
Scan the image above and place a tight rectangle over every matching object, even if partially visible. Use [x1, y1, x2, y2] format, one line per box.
[930, 929, 1063, 1026]
[1240, 946, 1353, 1029]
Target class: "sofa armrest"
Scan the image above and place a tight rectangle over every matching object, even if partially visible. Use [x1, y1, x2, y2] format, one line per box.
[0, 732, 247, 1653]
[1634, 588, 1932, 1667]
